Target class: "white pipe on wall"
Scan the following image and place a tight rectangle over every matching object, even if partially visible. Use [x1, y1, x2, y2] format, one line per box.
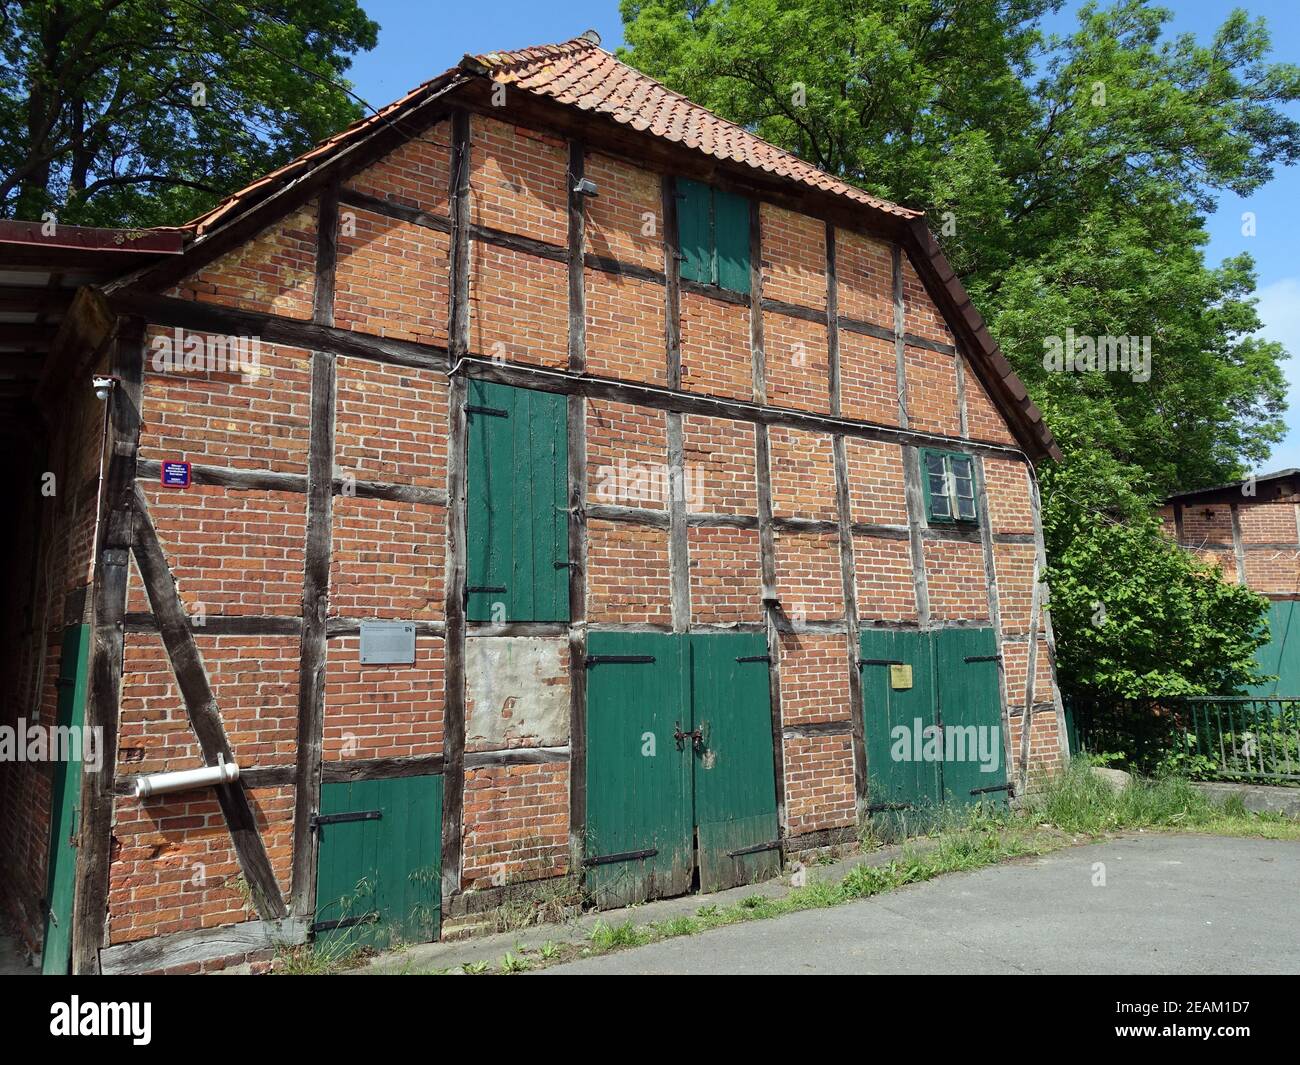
[133, 761, 240, 798]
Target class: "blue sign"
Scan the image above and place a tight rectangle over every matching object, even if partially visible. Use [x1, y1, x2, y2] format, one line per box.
[161, 461, 191, 488]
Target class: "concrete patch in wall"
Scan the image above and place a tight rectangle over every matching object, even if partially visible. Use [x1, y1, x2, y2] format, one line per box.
[465, 637, 568, 750]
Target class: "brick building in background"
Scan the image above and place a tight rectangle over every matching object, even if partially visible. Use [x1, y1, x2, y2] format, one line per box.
[0, 32, 1066, 974]
[1161, 471, 1300, 695]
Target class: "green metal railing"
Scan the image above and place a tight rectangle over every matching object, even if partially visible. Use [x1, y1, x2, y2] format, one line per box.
[1067, 696, 1300, 783]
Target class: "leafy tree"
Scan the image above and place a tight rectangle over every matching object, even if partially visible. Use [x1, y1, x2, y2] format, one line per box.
[0, 0, 378, 227]
[620, 0, 1295, 695]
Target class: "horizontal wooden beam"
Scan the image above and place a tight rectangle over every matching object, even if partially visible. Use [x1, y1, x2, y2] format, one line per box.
[135, 459, 446, 506]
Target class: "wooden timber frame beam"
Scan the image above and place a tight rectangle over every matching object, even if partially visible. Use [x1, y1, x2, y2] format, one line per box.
[288, 181, 339, 920]
[566, 139, 591, 869]
[441, 108, 471, 900]
[71, 317, 142, 973]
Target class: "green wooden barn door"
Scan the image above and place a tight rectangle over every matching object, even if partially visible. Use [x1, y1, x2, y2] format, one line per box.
[313, 774, 442, 950]
[934, 627, 1008, 807]
[466, 379, 568, 623]
[860, 628, 940, 837]
[41, 624, 90, 975]
[690, 633, 779, 892]
[712, 189, 752, 294]
[584, 632, 693, 907]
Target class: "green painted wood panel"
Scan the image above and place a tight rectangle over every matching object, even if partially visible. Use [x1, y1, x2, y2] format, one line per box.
[860, 628, 940, 837]
[690, 633, 778, 891]
[585, 632, 693, 907]
[677, 177, 714, 285]
[41, 624, 90, 975]
[314, 774, 442, 951]
[1247, 600, 1300, 697]
[933, 627, 1007, 806]
[713, 188, 752, 295]
[466, 379, 568, 622]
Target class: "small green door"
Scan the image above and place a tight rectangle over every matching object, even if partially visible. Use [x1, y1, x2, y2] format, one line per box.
[690, 633, 779, 891]
[860, 628, 940, 837]
[41, 624, 90, 975]
[466, 379, 569, 623]
[584, 632, 692, 907]
[934, 627, 1007, 807]
[313, 774, 442, 950]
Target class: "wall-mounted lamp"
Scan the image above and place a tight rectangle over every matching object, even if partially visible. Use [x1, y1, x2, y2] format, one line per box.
[573, 177, 599, 198]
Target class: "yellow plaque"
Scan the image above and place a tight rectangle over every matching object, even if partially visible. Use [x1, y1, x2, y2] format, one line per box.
[889, 664, 913, 690]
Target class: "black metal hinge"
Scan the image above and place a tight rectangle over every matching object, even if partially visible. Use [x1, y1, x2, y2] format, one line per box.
[969, 782, 1015, 797]
[964, 654, 1002, 663]
[727, 839, 781, 858]
[585, 654, 656, 668]
[311, 913, 379, 934]
[859, 659, 903, 668]
[583, 847, 658, 867]
[465, 405, 508, 417]
[736, 654, 771, 663]
[464, 584, 507, 608]
[311, 810, 382, 829]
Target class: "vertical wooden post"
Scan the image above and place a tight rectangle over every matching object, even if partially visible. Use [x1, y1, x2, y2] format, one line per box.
[566, 139, 590, 868]
[72, 317, 144, 973]
[289, 181, 339, 918]
[827, 224, 867, 809]
[1027, 466, 1068, 762]
[441, 108, 472, 899]
[749, 201, 786, 829]
[973, 454, 1016, 783]
[894, 249, 931, 627]
[1230, 503, 1248, 585]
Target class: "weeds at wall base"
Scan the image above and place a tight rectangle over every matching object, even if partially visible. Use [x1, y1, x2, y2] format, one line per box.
[275, 759, 1300, 974]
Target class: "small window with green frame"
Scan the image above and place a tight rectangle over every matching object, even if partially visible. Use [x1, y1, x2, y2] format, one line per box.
[922, 449, 978, 524]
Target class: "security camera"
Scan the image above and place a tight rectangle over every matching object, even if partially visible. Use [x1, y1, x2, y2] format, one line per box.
[91, 374, 117, 401]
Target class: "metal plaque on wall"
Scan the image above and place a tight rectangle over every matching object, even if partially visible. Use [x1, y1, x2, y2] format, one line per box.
[359, 621, 417, 665]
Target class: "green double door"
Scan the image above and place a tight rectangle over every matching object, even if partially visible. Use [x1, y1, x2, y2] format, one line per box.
[41, 624, 90, 974]
[313, 774, 442, 950]
[861, 627, 1007, 835]
[585, 631, 779, 907]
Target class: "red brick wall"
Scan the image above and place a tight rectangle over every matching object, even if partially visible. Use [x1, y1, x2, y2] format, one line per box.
[774, 531, 843, 622]
[335, 208, 450, 346]
[587, 400, 668, 510]
[347, 120, 451, 216]
[681, 292, 751, 401]
[924, 540, 990, 621]
[468, 243, 568, 367]
[854, 538, 917, 623]
[769, 427, 837, 521]
[462, 762, 569, 890]
[904, 346, 960, 436]
[323, 636, 445, 761]
[585, 152, 663, 272]
[901, 257, 952, 345]
[335, 357, 448, 489]
[845, 439, 907, 526]
[835, 229, 892, 326]
[470, 117, 568, 244]
[172, 205, 317, 320]
[683, 415, 757, 515]
[586, 520, 672, 624]
[779, 634, 851, 725]
[840, 331, 898, 426]
[761, 204, 826, 309]
[585, 269, 666, 384]
[689, 526, 763, 624]
[765, 312, 830, 414]
[783, 734, 856, 836]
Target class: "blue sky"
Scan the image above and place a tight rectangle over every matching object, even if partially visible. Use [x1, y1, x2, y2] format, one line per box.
[344, 1, 1300, 474]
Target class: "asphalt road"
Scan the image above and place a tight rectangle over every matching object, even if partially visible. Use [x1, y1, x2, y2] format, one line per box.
[542, 834, 1300, 975]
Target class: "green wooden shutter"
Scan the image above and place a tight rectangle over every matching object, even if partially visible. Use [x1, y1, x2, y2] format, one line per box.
[41, 624, 90, 974]
[860, 628, 941, 837]
[713, 188, 752, 294]
[466, 380, 569, 622]
[677, 177, 714, 284]
[934, 627, 1007, 806]
[314, 774, 442, 950]
[690, 633, 778, 891]
[585, 632, 693, 907]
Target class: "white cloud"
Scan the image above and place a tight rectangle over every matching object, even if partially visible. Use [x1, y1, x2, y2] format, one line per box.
[1253, 277, 1300, 472]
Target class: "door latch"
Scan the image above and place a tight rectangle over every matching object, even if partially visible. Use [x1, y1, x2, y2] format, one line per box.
[673, 722, 703, 752]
